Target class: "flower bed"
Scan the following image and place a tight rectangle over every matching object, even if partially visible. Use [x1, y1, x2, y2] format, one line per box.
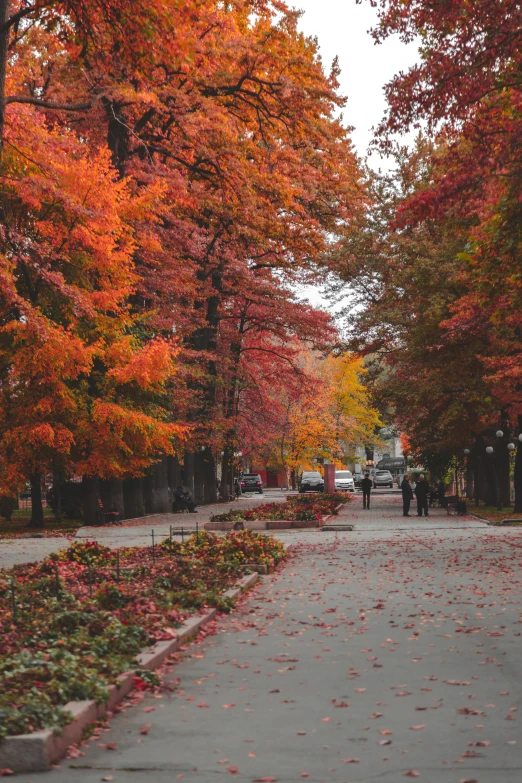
[0, 532, 286, 739]
[210, 491, 354, 524]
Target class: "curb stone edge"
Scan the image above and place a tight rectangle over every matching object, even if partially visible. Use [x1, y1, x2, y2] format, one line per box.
[0, 571, 258, 773]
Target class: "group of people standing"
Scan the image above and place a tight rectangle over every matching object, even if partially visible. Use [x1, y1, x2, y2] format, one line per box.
[359, 471, 444, 518]
[400, 474, 429, 517]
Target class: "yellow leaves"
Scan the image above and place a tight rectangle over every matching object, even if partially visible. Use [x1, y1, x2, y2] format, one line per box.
[272, 349, 382, 471]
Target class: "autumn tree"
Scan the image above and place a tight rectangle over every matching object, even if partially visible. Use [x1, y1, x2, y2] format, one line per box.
[0, 107, 181, 525]
[0, 0, 364, 519]
[343, 0, 522, 505]
[240, 347, 381, 486]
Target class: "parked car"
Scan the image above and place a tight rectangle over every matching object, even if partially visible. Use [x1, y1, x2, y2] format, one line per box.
[240, 474, 264, 494]
[334, 470, 355, 492]
[299, 471, 324, 493]
[372, 469, 394, 488]
[353, 472, 363, 488]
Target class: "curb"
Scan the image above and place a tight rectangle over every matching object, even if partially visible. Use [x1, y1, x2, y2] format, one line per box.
[469, 512, 496, 526]
[0, 572, 258, 773]
[469, 512, 522, 526]
[321, 502, 345, 526]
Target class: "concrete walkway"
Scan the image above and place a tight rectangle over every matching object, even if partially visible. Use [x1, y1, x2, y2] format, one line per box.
[0, 490, 292, 569]
[38, 493, 522, 783]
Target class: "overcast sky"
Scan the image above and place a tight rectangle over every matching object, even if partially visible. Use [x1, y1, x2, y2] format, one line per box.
[295, 0, 419, 161]
[293, 0, 418, 310]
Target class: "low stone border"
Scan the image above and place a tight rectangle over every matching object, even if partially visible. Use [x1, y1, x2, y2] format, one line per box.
[469, 512, 522, 526]
[0, 572, 258, 773]
[205, 519, 321, 531]
[205, 502, 348, 533]
[320, 502, 345, 525]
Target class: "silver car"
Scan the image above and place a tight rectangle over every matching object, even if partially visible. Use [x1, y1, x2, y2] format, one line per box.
[334, 470, 355, 492]
[372, 469, 394, 488]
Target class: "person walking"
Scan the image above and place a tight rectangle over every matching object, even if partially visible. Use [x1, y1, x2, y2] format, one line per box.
[415, 474, 430, 517]
[361, 472, 373, 510]
[401, 473, 414, 516]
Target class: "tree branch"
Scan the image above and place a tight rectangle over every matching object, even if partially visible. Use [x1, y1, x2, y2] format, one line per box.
[4, 95, 92, 111]
[1, 5, 36, 33]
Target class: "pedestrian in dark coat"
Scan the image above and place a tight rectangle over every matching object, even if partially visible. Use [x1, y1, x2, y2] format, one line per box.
[401, 474, 414, 516]
[414, 474, 430, 517]
[360, 472, 373, 510]
[174, 486, 198, 513]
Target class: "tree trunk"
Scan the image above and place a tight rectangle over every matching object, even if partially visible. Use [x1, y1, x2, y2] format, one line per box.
[52, 469, 64, 522]
[154, 457, 170, 512]
[100, 479, 125, 520]
[167, 455, 181, 502]
[193, 450, 205, 505]
[499, 437, 511, 507]
[123, 477, 144, 519]
[82, 476, 100, 526]
[203, 448, 217, 504]
[0, 0, 11, 156]
[27, 472, 45, 528]
[473, 459, 480, 506]
[220, 447, 231, 501]
[482, 455, 497, 507]
[143, 470, 155, 514]
[466, 461, 474, 500]
[515, 415, 522, 513]
[183, 450, 195, 496]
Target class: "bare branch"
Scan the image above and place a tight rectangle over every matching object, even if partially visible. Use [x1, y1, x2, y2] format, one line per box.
[1, 5, 37, 33]
[4, 95, 92, 111]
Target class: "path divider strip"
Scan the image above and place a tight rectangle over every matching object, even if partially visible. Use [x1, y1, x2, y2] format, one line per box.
[0, 572, 259, 773]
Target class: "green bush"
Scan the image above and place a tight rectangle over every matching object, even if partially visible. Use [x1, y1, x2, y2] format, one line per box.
[0, 691, 70, 739]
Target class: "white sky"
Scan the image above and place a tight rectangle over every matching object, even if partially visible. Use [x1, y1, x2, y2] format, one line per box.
[293, 0, 419, 310]
[295, 0, 419, 161]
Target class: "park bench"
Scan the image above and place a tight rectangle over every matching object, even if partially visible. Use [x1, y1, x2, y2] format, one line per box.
[443, 496, 467, 516]
[97, 498, 120, 525]
[173, 496, 186, 513]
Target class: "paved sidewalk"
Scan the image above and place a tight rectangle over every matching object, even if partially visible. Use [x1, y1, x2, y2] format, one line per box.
[0, 491, 292, 569]
[341, 490, 486, 531]
[41, 495, 522, 783]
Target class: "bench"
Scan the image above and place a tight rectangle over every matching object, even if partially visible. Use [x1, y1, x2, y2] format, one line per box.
[173, 496, 186, 513]
[97, 498, 120, 525]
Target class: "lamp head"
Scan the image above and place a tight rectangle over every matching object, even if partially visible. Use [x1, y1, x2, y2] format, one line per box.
[463, 448, 470, 455]
[496, 430, 504, 439]
[508, 443, 515, 451]
[486, 446, 494, 454]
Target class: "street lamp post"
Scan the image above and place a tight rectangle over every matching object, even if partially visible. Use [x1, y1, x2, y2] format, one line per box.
[484, 430, 504, 512]
[463, 448, 471, 503]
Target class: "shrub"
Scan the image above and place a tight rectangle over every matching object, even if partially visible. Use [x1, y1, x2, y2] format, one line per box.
[56, 540, 115, 567]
